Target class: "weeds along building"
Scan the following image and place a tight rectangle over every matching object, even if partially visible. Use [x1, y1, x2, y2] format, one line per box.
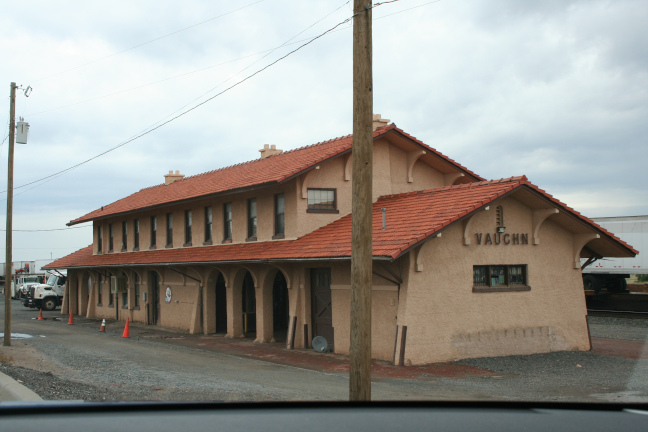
[46, 116, 637, 365]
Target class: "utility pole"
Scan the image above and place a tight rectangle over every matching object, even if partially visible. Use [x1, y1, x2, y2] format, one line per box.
[349, 0, 373, 401]
[4, 82, 16, 347]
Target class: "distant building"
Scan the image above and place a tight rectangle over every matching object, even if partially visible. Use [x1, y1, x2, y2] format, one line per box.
[46, 116, 636, 365]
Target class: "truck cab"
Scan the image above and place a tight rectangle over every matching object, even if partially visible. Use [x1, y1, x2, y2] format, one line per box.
[22, 273, 67, 311]
[11, 275, 43, 299]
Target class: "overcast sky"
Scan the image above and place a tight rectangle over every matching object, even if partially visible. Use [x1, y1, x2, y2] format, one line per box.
[1, 0, 646, 263]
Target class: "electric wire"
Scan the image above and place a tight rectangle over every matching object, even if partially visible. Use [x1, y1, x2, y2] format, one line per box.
[26, 0, 432, 118]
[1, 226, 88, 232]
[3, 0, 403, 195]
[34, 0, 267, 83]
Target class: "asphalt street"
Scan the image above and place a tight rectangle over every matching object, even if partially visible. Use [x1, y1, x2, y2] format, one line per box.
[1, 296, 648, 402]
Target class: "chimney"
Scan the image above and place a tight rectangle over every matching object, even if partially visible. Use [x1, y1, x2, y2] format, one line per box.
[164, 170, 185, 185]
[259, 144, 283, 159]
[372, 114, 390, 131]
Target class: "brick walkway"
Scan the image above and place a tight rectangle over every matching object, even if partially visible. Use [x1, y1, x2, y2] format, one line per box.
[591, 337, 648, 360]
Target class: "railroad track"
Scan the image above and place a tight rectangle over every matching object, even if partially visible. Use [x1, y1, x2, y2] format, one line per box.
[586, 292, 648, 315]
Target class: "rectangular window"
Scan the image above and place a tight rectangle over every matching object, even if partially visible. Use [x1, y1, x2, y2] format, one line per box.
[204, 206, 213, 243]
[166, 213, 173, 247]
[134, 273, 140, 308]
[97, 225, 103, 254]
[121, 221, 128, 251]
[223, 203, 232, 241]
[184, 209, 192, 246]
[150, 216, 157, 248]
[122, 292, 128, 309]
[307, 188, 337, 213]
[108, 286, 114, 306]
[134, 219, 140, 250]
[473, 265, 529, 293]
[247, 198, 257, 240]
[274, 193, 285, 238]
[108, 224, 114, 252]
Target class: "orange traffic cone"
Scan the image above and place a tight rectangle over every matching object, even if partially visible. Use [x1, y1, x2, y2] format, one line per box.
[67, 311, 74, 325]
[37, 309, 44, 321]
[122, 318, 130, 338]
[99, 319, 106, 332]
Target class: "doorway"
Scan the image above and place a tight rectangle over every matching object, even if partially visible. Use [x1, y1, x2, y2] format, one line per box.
[241, 272, 256, 336]
[272, 271, 289, 342]
[215, 273, 227, 333]
[310, 268, 333, 349]
[149, 271, 160, 325]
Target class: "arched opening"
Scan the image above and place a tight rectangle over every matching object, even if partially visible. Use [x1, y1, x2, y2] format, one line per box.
[241, 271, 256, 336]
[272, 271, 289, 342]
[215, 273, 227, 334]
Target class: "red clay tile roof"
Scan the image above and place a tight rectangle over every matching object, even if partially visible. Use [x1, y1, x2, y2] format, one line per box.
[47, 177, 637, 270]
[67, 124, 483, 226]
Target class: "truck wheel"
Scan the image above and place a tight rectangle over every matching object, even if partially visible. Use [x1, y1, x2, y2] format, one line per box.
[607, 277, 627, 293]
[583, 275, 601, 294]
[42, 298, 57, 311]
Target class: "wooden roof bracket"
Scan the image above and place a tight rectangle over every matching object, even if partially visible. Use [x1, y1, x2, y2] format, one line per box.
[169, 266, 203, 286]
[463, 206, 489, 245]
[300, 170, 316, 199]
[414, 233, 441, 272]
[532, 208, 559, 245]
[444, 172, 464, 186]
[344, 153, 352, 181]
[573, 233, 600, 269]
[407, 150, 426, 183]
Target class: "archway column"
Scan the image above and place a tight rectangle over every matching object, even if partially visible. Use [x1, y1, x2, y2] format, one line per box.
[255, 266, 274, 343]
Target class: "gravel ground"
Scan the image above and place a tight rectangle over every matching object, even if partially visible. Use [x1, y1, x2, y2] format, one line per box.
[588, 315, 648, 341]
[1, 312, 647, 403]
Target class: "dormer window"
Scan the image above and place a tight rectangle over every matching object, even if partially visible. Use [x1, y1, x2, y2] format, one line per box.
[307, 188, 338, 213]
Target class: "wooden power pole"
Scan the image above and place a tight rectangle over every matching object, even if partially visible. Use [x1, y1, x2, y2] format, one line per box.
[4, 82, 16, 347]
[349, 0, 373, 401]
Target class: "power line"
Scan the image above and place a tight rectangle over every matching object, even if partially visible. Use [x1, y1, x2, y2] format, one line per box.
[3, 0, 403, 195]
[0, 226, 88, 232]
[27, 1, 351, 118]
[34, 0, 267, 83]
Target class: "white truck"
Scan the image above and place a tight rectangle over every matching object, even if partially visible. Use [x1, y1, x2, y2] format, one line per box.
[582, 215, 646, 293]
[22, 272, 67, 311]
[10, 274, 45, 299]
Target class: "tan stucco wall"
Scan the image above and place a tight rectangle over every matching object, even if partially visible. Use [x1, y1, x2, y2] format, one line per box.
[397, 197, 590, 365]
[328, 263, 399, 362]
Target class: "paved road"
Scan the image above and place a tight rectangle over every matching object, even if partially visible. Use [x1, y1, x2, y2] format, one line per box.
[1, 297, 648, 402]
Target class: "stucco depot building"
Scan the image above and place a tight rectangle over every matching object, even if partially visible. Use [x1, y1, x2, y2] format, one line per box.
[46, 116, 637, 366]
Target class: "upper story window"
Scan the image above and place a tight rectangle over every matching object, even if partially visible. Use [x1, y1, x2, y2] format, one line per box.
[133, 219, 140, 250]
[150, 216, 157, 248]
[97, 225, 103, 254]
[184, 210, 192, 246]
[108, 224, 114, 252]
[274, 193, 285, 238]
[247, 198, 257, 240]
[223, 203, 232, 242]
[204, 206, 213, 244]
[166, 213, 173, 247]
[473, 265, 529, 293]
[121, 221, 128, 251]
[307, 188, 338, 213]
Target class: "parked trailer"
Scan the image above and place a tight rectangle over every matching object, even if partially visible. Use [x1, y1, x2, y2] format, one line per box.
[582, 215, 646, 293]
